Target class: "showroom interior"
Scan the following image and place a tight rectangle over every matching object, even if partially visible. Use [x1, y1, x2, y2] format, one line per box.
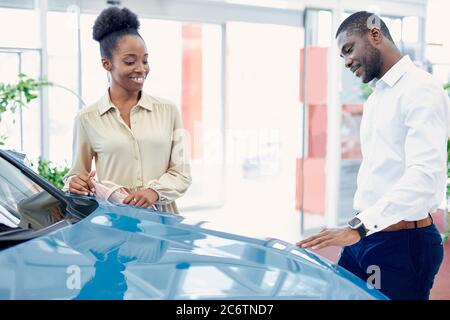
[0, 0, 449, 299]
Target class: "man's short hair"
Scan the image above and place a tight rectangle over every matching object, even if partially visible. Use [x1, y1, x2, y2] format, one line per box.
[335, 11, 394, 43]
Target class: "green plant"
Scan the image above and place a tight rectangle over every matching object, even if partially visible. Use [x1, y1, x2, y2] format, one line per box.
[448, 139, 450, 195]
[444, 82, 450, 92]
[360, 83, 373, 101]
[36, 159, 70, 190]
[0, 73, 48, 145]
[445, 138, 450, 243]
[0, 134, 7, 146]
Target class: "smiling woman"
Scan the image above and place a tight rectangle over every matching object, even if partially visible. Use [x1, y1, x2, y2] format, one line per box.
[64, 7, 192, 215]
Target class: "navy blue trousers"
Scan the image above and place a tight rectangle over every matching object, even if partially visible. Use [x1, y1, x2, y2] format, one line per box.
[338, 224, 444, 300]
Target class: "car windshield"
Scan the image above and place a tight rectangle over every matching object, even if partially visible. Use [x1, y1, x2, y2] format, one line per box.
[0, 156, 65, 231]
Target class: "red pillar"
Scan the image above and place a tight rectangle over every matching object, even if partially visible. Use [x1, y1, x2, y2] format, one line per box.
[181, 24, 203, 159]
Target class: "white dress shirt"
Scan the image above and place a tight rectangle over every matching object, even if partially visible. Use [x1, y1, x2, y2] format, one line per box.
[355, 55, 450, 233]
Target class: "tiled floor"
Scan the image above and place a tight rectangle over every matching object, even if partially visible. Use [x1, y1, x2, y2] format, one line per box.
[430, 240, 450, 300]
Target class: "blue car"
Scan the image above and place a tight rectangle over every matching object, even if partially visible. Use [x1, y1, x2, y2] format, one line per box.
[0, 149, 387, 300]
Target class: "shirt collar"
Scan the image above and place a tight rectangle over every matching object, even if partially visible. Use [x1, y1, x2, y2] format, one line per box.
[379, 55, 414, 88]
[98, 90, 154, 115]
[367, 55, 414, 89]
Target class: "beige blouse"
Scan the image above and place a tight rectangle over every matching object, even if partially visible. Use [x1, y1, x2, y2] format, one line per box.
[64, 91, 192, 214]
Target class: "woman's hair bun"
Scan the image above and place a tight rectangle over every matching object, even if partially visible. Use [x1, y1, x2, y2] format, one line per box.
[93, 7, 140, 42]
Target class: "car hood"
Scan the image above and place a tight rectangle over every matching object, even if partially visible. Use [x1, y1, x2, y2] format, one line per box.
[0, 203, 387, 300]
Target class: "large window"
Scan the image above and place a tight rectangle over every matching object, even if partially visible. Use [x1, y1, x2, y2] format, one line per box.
[0, 7, 39, 48]
[298, 9, 332, 234]
[47, 10, 79, 165]
[0, 7, 41, 162]
[426, 0, 450, 89]
[208, 21, 302, 239]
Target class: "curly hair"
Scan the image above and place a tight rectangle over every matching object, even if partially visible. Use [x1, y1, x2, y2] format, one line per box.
[92, 7, 142, 59]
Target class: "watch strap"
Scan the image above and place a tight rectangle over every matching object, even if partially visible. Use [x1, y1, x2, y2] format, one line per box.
[355, 224, 367, 238]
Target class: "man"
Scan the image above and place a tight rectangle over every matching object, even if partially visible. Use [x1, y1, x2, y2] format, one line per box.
[297, 11, 449, 300]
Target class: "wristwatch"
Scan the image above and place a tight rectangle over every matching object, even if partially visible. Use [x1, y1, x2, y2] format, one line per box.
[348, 217, 367, 239]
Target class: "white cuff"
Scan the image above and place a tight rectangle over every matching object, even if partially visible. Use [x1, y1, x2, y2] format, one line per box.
[357, 202, 403, 234]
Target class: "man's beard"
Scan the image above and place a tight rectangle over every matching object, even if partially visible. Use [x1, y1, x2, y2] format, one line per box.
[361, 42, 382, 83]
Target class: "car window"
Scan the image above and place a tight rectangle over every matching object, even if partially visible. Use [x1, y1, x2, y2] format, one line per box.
[0, 156, 65, 231]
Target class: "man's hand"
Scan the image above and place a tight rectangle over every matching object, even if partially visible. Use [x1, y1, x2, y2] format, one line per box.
[123, 188, 159, 208]
[296, 227, 361, 250]
[68, 170, 96, 195]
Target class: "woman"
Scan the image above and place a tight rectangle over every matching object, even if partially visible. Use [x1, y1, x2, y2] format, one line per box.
[64, 7, 191, 214]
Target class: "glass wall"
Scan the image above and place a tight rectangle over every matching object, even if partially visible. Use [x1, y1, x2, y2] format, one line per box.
[426, 0, 450, 90]
[0, 7, 39, 48]
[214, 21, 302, 239]
[0, 6, 41, 162]
[298, 9, 332, 234]
[47, 9, 79, 165]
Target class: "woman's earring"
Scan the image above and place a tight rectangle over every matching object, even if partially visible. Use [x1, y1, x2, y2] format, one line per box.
[107, 71, 111, 84]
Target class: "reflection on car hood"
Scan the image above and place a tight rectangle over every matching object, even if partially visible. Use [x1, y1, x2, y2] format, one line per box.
[0, 203, 388, 300]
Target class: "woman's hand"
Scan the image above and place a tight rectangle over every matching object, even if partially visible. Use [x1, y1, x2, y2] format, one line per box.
[123, 188, 159, 208]
[68, 170, 96, 196]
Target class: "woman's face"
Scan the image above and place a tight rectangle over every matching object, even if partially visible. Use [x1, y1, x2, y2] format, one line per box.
[107, 35, 150, 92]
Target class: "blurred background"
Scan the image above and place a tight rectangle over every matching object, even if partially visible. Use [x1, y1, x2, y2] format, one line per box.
[0, 0, 448, 269]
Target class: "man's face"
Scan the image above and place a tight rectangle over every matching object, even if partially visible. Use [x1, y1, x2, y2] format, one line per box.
[337, 31, 382, 83]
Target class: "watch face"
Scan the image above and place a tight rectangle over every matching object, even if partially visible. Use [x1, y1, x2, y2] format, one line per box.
[348, 217, 362, 228]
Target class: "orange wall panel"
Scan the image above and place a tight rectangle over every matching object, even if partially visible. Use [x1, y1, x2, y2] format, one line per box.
[295, 157, 326, 215]
[299, 47, 328, 105]
[182, 24, 203, 159]
[308, 103, 327, 158]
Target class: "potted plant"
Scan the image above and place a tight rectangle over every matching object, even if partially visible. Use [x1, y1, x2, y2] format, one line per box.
[35, 159, 70, 189]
